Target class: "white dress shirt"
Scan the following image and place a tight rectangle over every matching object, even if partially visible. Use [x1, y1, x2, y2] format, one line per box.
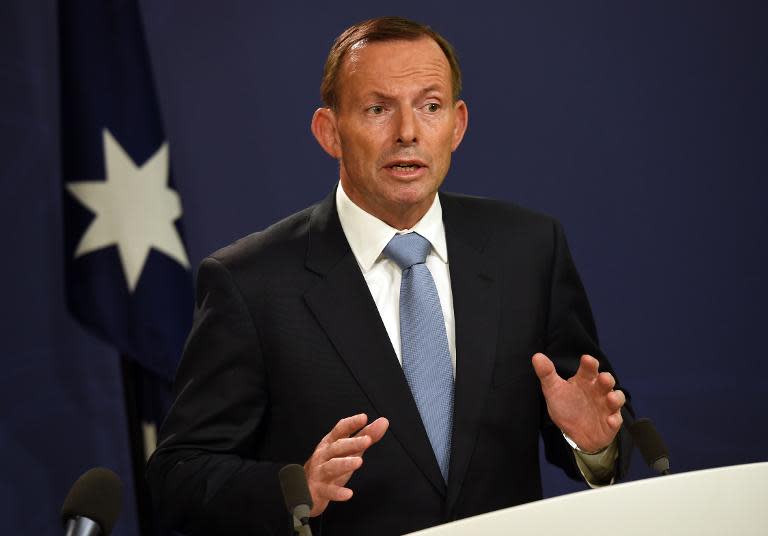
[335, 182, 617, 486]
[336, 183, 456, 373]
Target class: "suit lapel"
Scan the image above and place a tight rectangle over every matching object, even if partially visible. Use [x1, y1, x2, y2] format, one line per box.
[303, 191, 447, 496]
[440, 193, 500, 512]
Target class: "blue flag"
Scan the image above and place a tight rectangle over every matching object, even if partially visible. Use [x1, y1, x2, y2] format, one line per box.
[60, 1, 192, 385]
[60, 6, 193, 531]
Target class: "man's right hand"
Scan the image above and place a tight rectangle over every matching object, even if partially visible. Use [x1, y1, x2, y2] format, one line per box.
[304, 413, 389, 517]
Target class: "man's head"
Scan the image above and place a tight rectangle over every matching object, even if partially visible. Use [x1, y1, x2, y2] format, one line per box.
[311, 17, 468, 230]
[320, 17, 463, 110]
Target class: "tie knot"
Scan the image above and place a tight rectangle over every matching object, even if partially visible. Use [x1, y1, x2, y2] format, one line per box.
[383, 232, 432, 270]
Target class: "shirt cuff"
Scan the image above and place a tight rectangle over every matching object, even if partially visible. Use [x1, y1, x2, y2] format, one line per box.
[562, 433, 618, 488]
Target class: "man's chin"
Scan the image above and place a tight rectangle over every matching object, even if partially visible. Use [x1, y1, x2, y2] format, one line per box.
[387, 185, 436, 208]
[375, 187, 438, 227]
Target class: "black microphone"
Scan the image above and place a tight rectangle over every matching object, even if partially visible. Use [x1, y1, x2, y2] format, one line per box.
[629, 417, 671, 475]
[278, 464, 313, 536]
[61, 467, 123, 536]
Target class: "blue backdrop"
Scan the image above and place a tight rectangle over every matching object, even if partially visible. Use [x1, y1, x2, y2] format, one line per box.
[1, 1, 766, 535]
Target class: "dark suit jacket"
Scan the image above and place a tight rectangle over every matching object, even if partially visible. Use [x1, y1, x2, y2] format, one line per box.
[147, 190, 633, 536]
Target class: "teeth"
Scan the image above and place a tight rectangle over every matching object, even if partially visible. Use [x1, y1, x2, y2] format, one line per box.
[393, 164, 418, 170]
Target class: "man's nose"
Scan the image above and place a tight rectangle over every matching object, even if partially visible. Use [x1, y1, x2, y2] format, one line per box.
[395, 107, 418, 145]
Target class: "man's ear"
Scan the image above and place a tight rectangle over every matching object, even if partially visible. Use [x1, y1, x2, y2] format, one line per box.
[311, 107, 341, 159]
[450, 99, 469, 152]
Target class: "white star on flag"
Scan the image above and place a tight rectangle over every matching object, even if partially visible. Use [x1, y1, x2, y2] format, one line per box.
[66, 128, 190, 292]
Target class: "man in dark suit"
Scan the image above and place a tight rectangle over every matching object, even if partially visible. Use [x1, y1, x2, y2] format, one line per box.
[147, 16, 632, 536]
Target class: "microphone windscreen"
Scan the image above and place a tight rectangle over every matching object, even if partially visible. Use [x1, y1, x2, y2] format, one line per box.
[61, 467, 123, 536]
[279, 464, 313, 513]
[630, 418, 669, 466]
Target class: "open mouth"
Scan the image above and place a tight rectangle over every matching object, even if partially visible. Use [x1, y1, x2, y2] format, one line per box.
[387, 160, 426, 172]
[391, 164, 421, 171]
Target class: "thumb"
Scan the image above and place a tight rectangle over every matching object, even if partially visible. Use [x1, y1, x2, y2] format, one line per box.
[532, 353, 560, 390]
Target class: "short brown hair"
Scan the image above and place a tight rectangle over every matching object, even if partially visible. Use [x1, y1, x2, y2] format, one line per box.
[320, 16, 462, 109]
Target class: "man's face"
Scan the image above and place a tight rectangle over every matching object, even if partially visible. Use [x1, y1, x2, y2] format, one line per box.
[313, 37, 468, 229]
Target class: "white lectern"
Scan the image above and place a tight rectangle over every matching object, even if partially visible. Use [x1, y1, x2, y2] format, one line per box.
[405, 462, 768, 536]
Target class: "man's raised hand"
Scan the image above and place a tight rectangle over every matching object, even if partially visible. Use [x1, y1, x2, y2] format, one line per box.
[532, 353, 625, 453]
[304, 413, 389, 517]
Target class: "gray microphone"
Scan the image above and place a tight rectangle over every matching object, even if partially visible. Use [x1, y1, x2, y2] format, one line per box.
[61, 467, 123, 536]
[278, 464, 313, 536]
[629, 417, 671, 475]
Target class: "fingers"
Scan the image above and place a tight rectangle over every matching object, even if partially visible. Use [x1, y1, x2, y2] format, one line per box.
[306, 413, 389, 517]
[316, 454, 363, 482]
[355, 417, 389, 445]
[324, 435, 372, 459]
[319, 414, 386, 461]
[324, 413, 369, 444]
[604, 390, 625, 431]
[607, 409, 624, 429]
[323, 417, 390, 458]
[314, 481, 355, 502]
[308, 458, 360, 513]
[606, 388, 626, 412]
[578, 357, 621, 400]
[531, 353, 560, 390]
[575, 354, 599, 381]
[597, 371, 616, 393]
[322, 415, 390, 459]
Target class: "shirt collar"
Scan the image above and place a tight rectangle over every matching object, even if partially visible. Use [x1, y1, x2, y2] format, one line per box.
[336, 182, 448, 272]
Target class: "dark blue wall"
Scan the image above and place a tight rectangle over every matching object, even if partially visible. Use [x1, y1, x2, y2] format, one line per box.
[2, 1, 766, 534]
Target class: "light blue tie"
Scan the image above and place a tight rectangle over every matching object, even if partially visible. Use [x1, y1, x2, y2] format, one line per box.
[384, 232, 454, 481]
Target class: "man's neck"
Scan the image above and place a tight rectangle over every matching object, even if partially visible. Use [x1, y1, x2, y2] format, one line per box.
[339, 182, 435, 230]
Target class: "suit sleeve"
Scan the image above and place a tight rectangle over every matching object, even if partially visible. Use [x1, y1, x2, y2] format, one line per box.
[146, 257, 295, 535]
[539, 220, 634, 482]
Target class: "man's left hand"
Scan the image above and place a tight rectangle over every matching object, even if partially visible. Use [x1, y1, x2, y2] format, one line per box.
[532, 352, 625, 452]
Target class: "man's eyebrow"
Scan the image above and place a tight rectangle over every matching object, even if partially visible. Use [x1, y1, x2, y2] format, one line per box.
[363, 85, 448, 102]
[364, 91, 394, 102]
[419, 84, 446, 96]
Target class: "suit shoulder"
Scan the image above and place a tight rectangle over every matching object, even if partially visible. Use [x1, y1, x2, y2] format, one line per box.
[440, 191, 560, 232]
[206, 204, 316, 273]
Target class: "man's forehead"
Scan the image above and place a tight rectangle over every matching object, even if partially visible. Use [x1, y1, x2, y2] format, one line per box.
[343, 37, 450, 77]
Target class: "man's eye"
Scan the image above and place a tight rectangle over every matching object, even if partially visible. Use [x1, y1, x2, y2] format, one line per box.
[368, 105, 384, 114]
[426, 103, 440, 112]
